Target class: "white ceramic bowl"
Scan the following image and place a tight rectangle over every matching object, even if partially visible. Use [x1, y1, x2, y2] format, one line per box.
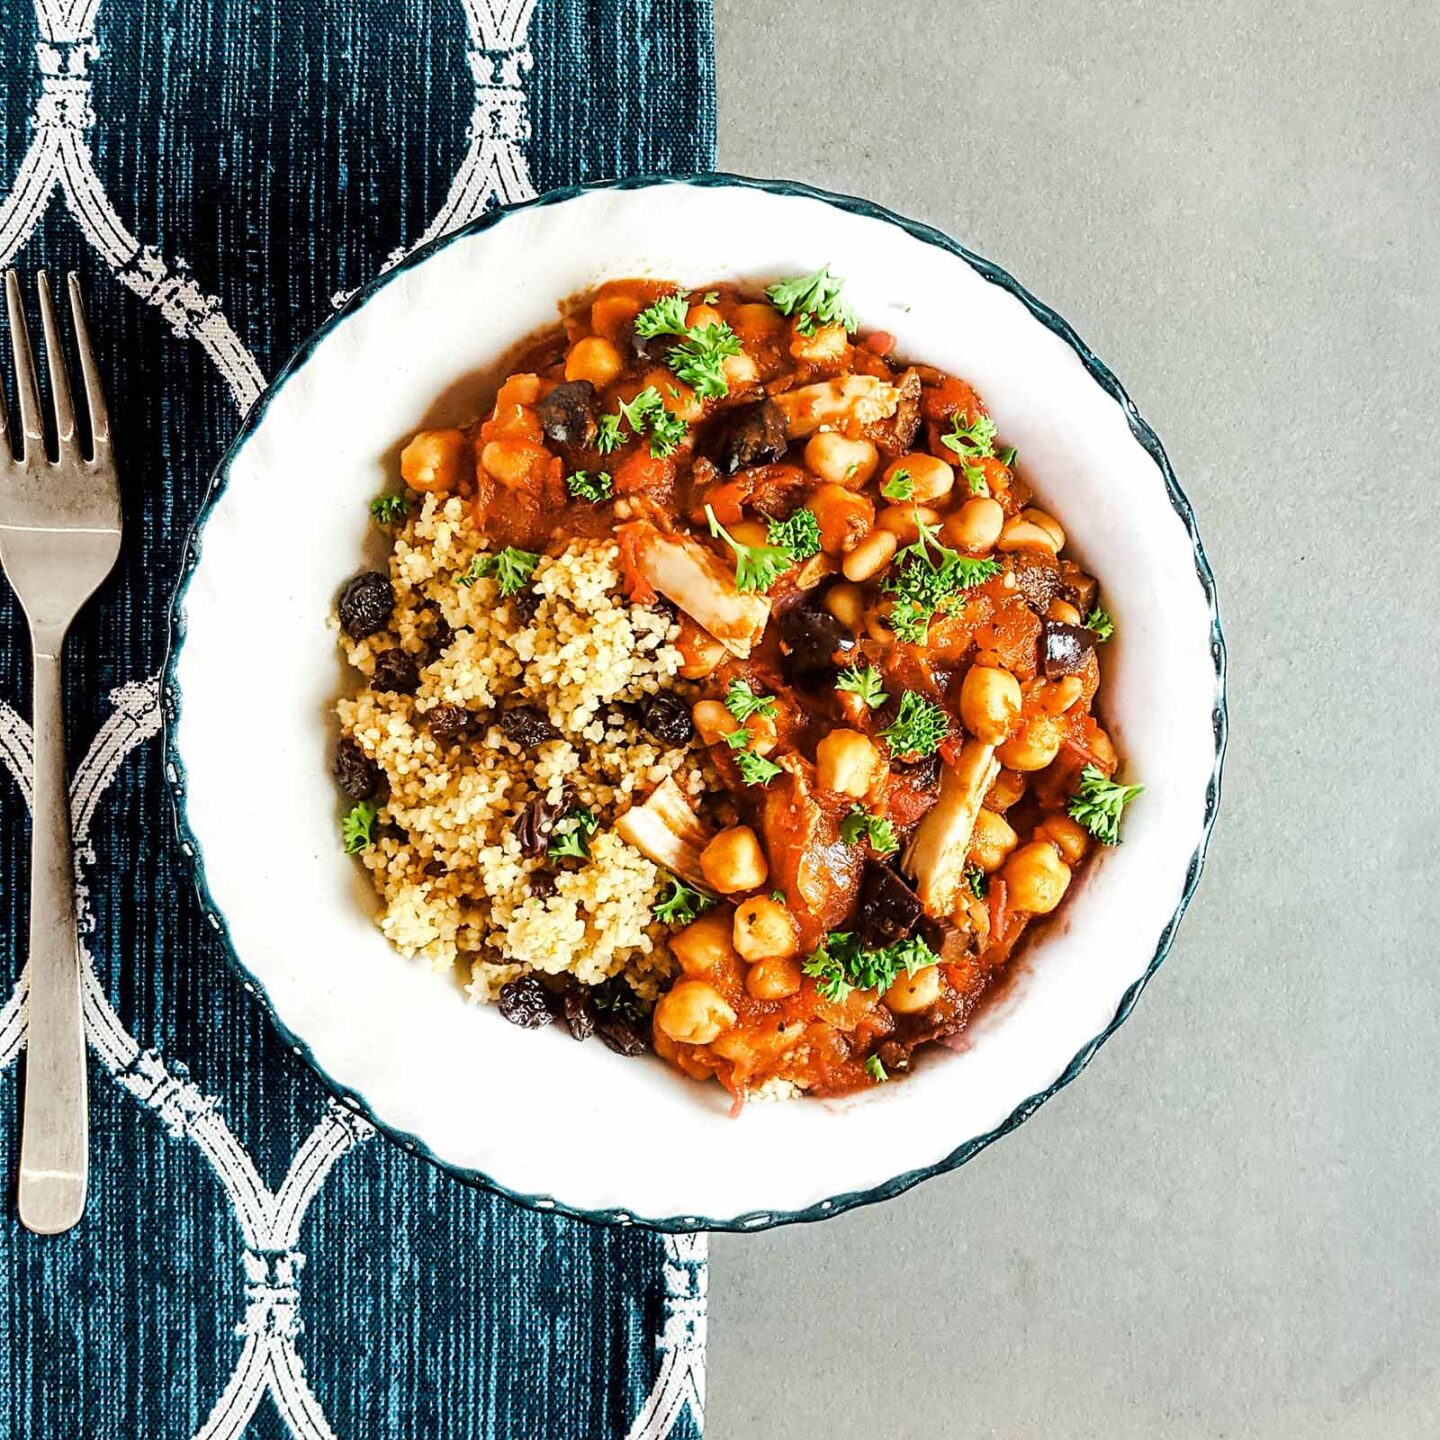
[165, 175, 1226, 1230]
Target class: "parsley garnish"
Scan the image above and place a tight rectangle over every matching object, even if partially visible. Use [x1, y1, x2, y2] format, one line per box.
[765, 265, 859, 336]
[878, 690, 949, 758]
[458, 546, 540, 596]
[941, 411, 998, 460]
[997, 444, 1018, 468]
[881, 468, 913, 502]
[632, 291, 691, 339]
[865, 1054, 888, 1084]
[839, 806, 899, 857]
[702, 290, 720, 305]
[547, 806, 600, 862]
[653, 874, 714, 925]
[766, 508, 821, 560]
[342, 800, 379, 854]
[721, 727, 753, 750]
[963, 463, 989, 496]
[596, 387, 690, 458]
[1085, 607, 1115, 642]
[769, 889, 785, 903]
[835, 664, 888, 710]
[803, 931, 939, 1003]
[964, 864, 989, 900]
[370, 492, 408, 524]
[883, 513, 1000, 642]
[667, 322, 743, 400]
[734, 749, 783, 786]
[1067, 765, 1143, 846]
[595, 413, 624, 454]
[566, 469, 613, 502]
[705, 505, 793, 593]
[724, 679, 779, 722]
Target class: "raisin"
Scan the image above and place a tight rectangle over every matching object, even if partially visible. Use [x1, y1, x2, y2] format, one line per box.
[513, 788, 573, 858]
[876, 1040, 911, 1075]
[529, 869, 558, 899]
[496, 975, 557, 1029]
[500, 704, 559, 747]
[371, 648, 420, 694]
[427, 704, 472, 744]
[425, 613, 454, 662]
[562, 990, 597, 1042]
[595, 1014, 647, 1056]
[640, 692, 694, 747]
[337, 570, 394, 639]
[333, 736, 380, 800]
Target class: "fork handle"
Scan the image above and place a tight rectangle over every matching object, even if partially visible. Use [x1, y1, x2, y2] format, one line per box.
[17, 642, 87, 1234]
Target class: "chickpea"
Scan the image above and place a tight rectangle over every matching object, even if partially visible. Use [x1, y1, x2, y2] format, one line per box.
[685, 302, 725, 330]
[1022, 508, 1066, 550]
[1088, 726, 1119, 770]
[815, 729, 884, 799]
[677, 622, 726, 680]
[884, 965, 942, 1015]
[810, 483, 874, 555]
[1034, 813, 1091, 865]
[876, 504, 939, 543]
[944, 496, 1005, 553]
[996, 715, 1064, 772]
[1040, 675, 1085, 715]
[701, 826, 769, 895]
[841, 528, 898, 582]
[722, 350, 759, 389]
[565, 335, 624, 388]
[959, 665, 1022, 745]
[746, 955, 804, 1000]
[733, 896, 799, 962]
[998, 518, 1061, 555]
[805, 432, 880, 487]
[790, 323, 849, 365]
[692, 699, 742, 746]
[1046, 599, 1082, 625]
[1002, 840, 1072, 915]
[883, 453, 953, 504]
[824, 580, 866, 630]
[654, 980, 737, 1045]
[481, 439, 545, 488]
[988, 768, 1027, 811]
[590, 293, 642, 338]
[669, 909, 738, 976]
[400, 428, 466, 493]
[969, 808, 1019, 873]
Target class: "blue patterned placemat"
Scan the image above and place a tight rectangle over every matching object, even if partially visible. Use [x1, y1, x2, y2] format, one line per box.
[0, 1, 714, 1435]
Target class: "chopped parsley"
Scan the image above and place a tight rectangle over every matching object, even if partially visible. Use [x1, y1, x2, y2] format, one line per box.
[565, 469, 613, 503]
[342, 800, 379, 854]
[881, 468, 913, 502]
[667, 322, 743, 400]
[734, 748, 783, 786]
[458, 546, 539, 596]
[940, 411, 998, 461]
[703, 290, 720, 304]
[595, 413, 625, 453]
[883, 513, 1000, 642]
[632, 291, 691, 339]
[769, 889, 786, 904]
[1067, 765, 1143, 846]
[964, 864, 989, 900]
[765, 265, 859, 336]
[803, 931, 940, 1004]
[721, 727, 753, 750]
[547, 806, 600, 862]
[705, 504, 793, 593]
[369, 492, 408, 524]
[724, 679, 779, 722]
[1085, 606, 1115, 642]
[865, 1054, 888, 1084]
[878, 690, 950, 758]
[839, 806, 900, 857]
[997, 444, 1018, 468]
[835, 664, 889, 710]
[766, 507, 822, 560]
[963, 463, 990, 496]
[595, 387, 690, 458]
[653, 874, 714, 925]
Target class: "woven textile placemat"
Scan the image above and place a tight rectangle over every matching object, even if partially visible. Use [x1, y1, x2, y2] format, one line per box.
[0, 1, 715, 1435]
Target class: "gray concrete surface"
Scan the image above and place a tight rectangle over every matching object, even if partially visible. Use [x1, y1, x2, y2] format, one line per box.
[708, 1, 1440, 1435]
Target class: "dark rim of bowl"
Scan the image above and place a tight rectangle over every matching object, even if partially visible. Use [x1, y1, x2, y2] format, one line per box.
[161, 171, 1229, 1233]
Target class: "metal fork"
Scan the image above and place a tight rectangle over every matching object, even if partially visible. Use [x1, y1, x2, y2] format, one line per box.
[0, 272, 120, 1234]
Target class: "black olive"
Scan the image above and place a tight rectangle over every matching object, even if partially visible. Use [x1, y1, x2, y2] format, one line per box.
[640, 692, 694, 747]
[536, 380, 598, 449]
[371, 648, 420, 694]
[1040, 620, 1095, 679]
[854, 860, 923, 950]
[1005, 552, 1063, 614]
[500, 704, 560, 746]
[776, 601, 857, 685]
[427, 703, 473, 744]
[497, 975, 557, 1029]
[337, 571, 394, 639]
[333, 736, 381, 800]
[707, 399, 788, 475]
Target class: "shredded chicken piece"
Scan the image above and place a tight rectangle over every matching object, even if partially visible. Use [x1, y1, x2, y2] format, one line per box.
[614, 777, 717, 892]
[772, 375, 902, 438]
[626, 521, 771, 658]
[902, 740, 1000, 919]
